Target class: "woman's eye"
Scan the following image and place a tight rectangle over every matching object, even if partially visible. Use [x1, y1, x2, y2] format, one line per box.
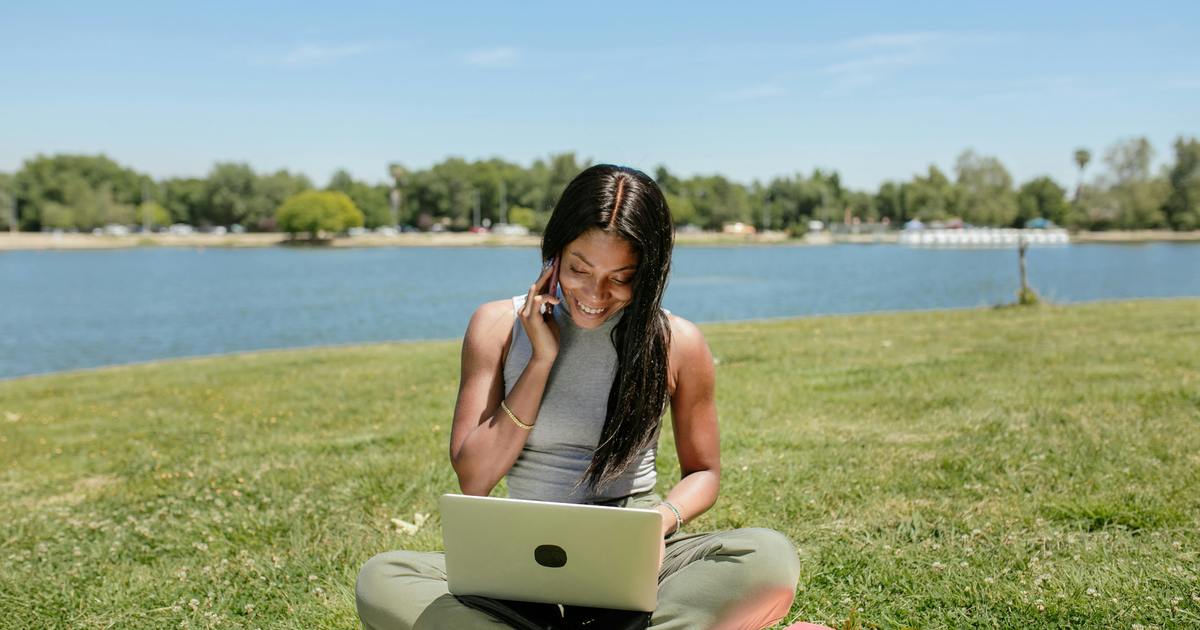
[570, 266, 587, 276]
[611, 277, 629, 285]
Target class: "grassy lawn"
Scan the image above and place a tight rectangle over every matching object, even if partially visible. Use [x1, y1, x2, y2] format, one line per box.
[2, 299, 1198, 629]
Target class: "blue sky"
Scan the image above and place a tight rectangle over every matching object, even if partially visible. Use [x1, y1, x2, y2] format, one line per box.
[2, 1, 1197, 191]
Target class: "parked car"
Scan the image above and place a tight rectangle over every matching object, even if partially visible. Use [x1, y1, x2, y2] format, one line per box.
[490, 223, 529, 236]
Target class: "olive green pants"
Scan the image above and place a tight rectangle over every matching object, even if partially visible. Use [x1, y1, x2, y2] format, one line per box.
[355, 494, 801, 630]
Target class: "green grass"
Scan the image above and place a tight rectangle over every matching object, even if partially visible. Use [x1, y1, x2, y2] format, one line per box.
[2, 299, 1198, 629]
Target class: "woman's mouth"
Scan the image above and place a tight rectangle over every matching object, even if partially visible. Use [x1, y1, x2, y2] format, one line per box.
[575, 299, 607, 316]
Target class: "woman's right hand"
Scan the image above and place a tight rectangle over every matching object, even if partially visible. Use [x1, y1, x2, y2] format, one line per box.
[519, 261, 562, 364]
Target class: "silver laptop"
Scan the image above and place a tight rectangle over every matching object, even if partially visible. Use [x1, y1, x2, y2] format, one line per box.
[440, 493, 661, 612]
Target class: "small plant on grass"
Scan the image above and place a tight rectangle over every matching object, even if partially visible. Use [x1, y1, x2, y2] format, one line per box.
[1015, 237, 1041, 306]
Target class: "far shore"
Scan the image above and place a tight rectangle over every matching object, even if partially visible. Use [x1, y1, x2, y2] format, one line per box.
[1, 229, 1198, 251]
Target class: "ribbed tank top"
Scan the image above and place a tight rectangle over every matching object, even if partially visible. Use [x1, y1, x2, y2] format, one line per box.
[502, 294, 658, 504]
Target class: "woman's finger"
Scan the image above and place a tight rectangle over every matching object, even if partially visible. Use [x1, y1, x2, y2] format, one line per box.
[523, 279, 541, 318]
[536, 260, 557, 290]
[523, 263, 557, 318]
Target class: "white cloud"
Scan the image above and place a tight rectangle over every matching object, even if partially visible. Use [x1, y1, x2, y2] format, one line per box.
[278, 43, 371, 67]
[840, 31, 942, 52]
[823, 52, 924, 78]
[463, 47, 518, 68]
[821, 31, 949, 94]
[719, 82, 786, 102]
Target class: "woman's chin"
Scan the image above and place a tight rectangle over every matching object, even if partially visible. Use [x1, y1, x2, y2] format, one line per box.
[568, 311, 608, 329]
[566, 303, 621, 329]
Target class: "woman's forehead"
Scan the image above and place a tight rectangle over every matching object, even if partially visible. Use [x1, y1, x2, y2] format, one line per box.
[566, 229, 638, 270]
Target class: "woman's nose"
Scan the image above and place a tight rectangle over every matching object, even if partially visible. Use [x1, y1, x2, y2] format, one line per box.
[583, 279, 607, 301]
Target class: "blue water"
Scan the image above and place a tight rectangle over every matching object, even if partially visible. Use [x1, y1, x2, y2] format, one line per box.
[1, 243, 1197, 379]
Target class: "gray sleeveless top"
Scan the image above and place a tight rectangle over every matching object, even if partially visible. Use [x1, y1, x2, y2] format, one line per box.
[503, 294, 658, 504]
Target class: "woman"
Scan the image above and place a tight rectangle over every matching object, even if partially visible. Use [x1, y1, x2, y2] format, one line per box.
[356, 165, 801, 629]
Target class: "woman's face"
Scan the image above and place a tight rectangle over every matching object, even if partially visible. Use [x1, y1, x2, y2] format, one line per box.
[557, 228, 639, 329]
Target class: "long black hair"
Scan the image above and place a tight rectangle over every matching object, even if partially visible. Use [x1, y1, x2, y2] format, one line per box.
[541, 164, 674, 491]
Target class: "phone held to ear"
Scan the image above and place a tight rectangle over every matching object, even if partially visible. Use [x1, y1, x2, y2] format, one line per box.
[541, 257, 559, 320]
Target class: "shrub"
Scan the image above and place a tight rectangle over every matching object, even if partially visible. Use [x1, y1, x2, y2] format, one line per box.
[275, 191, 363, 238]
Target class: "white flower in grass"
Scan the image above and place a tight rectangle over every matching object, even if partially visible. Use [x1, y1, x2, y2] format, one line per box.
[1086, 587, 1098, 597]
[931, 561, 944, 571]
[391, 512, 429, 536]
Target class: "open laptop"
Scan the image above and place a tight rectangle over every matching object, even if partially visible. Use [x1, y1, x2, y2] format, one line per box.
[440, 493, 661, 612]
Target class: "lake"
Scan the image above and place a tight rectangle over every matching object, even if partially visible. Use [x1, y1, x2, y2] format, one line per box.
[1, 243, 1197, 380]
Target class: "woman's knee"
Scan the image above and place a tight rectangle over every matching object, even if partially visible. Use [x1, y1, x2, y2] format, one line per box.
[732, 528, 801, 589]
[356, 550, 435, 607]
[357, 552, 398, 612]
[356, 551, 444, 630]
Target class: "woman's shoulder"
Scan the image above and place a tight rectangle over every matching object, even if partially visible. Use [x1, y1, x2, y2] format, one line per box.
[463, 299, 518, 358]
[667, 312, 707, 353]
[666, 313, 713, 395]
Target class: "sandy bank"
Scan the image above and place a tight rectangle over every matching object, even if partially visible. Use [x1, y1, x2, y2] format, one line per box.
[1, 229, 1196, 251]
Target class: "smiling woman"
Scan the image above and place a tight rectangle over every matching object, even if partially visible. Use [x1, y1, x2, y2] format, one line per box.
[558, 230, 638, 324]
[355, 165, 801, 630]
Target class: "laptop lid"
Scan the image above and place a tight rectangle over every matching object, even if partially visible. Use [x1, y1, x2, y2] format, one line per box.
[440, 493, 661, 612]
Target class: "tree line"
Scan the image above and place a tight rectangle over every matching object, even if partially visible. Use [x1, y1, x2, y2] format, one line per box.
[1, 135, 1197, 234]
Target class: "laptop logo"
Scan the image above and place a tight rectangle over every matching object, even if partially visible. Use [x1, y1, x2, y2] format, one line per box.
[534, 545, 567, 568]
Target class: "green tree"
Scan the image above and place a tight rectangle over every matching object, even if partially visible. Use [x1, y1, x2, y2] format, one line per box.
[844, 190, 877, 222]
[682, 174, 752, 229]
[0, 173, 15, 231]
[954, 150, 1017, 226]
[508, 206, 537, 231]
[664, 192, 697, 227]
[326, 169, 390, 228]
[13, 154, 149, 230]
[808, 169, 845, 226]
[654, 165, 682, 197]
[875, 181, 906, 223]
[276, 191, 364, 238]
[255, 170, 312, 230]
[204, 163, 258, 227]
[136, 201, 172, 230]
[545, 152, 585, 209]
[761, 173, 828, 230]
[1163, 136, 1200, 230]
[1102, 137, 1168, 228]
[904, 165, 957, 221]
[161, 178, 208, 225]
[1016, 176, 1069, 226]
[1073, 148, 1091, 202]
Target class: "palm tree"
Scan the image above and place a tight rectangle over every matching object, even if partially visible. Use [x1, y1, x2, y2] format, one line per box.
[388, 163, 408, 227]
[1073, 148, 1091, 203]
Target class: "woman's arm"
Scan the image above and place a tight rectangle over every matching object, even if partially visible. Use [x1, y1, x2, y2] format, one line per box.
[449, 270, 561, 496]
[656, 315, 721, 536]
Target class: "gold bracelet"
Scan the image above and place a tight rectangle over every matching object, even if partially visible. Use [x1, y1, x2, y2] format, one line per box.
[661, 500, 684, 535]
[499, 400, 534, 431]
